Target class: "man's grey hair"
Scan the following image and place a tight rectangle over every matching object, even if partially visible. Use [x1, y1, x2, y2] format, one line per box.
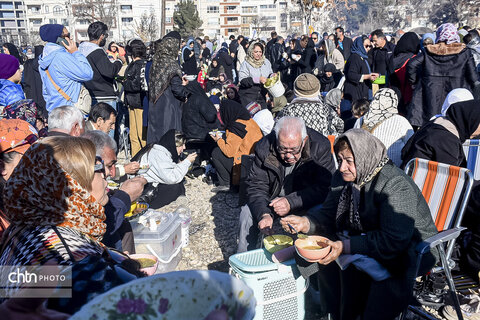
[82, 130, 117, 156]
[48, 106, 84, 131]
[274, 117, 307, 140]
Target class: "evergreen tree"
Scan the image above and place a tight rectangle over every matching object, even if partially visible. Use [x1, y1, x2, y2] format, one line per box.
[173, 0, 203, 38]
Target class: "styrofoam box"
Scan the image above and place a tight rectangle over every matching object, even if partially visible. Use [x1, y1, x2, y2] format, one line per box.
[131, 210, 182, 264]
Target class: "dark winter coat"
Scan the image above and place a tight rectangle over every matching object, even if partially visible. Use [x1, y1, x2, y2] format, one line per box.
[266, 37, 277, 63]
[147, 75, 188, 144]
[308, 162, 437, 277]
[406, 43, 478, 127]
[78, 43, 122, 99]
[182, 81, 221, 141]
[245, 128, 336, 222]
[343, 53, 371, 102]
[124, 59, 147, 109]
[182, 49, 197, 76]
[270, 42, 289, 73]
[335, 36, 353, 61]
[297, 39, 316, 74]
[218, 51, 234, 81]
[22, 46, 46, 111]
[371, 41, 395, 76]
[401, 100, 480, 168]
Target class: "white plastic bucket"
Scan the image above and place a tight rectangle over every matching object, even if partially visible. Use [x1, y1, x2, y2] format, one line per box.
[266, 79, 285, 98]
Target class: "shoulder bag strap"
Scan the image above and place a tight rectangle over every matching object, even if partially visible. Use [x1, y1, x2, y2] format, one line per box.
[45, 69, 72, 102]
[51, 226, 76, 262]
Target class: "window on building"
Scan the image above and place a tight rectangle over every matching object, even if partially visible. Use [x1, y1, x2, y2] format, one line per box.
[122, 17, 133, 24]
[208, 17, 219, 25]
[241, 16, 251, 24]
[78, 31, 88, 38]
[31, 19, 42, 25]
[279, 2, 287, 8]
[165, 17, 172, 23]
[265, 16, 276, 21]
[259, 4, 276, 9]
[49, 18, 57, 24]
[17, 20, 25, 27]
[0, 3, 13, 9]
[226, 5, 237, 12]
[207, 6, 219, 13]
[44, 5, 49, 13]
[281, 22, 287, 29]
[0, 11, 14, 18]
[241, 27, 249, 35]
[16, 11, 24, 18]
[227, 28, 238, 33]
[226, 17, 238, 22]
[120, 5, 132, 13]
[15, 2, 23, 10]
[53, 6, 63, 15]
[241, 6, 256, 13]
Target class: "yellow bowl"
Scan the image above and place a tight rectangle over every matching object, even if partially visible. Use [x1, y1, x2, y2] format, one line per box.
[263, 235, 293, 253]
[124, 202, 137, 217]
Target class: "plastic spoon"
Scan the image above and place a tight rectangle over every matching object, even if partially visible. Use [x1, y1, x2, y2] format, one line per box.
[287, 223, 308, 239]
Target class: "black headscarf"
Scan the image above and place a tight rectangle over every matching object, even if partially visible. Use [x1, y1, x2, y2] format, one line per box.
[3, 43, 23, 64]
[149, 34, 183, 104]
[240, 38, 248, 51]
[208, 56, 222, 77]
[131, 129, 180, 163]
[219, 100, 251, 138]
[446, 100, 480, 142]
[394, 32, 420, 55]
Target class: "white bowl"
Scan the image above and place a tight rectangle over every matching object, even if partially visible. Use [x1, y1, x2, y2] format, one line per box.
[184, 75, 196, 81]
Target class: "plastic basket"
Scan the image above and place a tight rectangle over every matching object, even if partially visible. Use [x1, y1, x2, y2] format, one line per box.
[265, 75, 285, 98]
[229, 249, 308, 320]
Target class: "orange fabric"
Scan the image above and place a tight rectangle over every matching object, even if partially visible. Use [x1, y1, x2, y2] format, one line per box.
[0, 119, 38, 154]
[3, 143, 106, 240]
[327, 135, 335, 154]
[216, 118, 263, 185]
[421, 161, 439, 204]
[435, 166, 460, 230]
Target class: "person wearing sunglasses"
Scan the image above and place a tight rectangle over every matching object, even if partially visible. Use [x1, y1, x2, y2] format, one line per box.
[370, 29, 396, 88]
[237, 116, 335, 252]
[78, 21, 125, 119]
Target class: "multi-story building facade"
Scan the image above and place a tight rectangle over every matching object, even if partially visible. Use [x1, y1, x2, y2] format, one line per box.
[1, 0, 301, 45]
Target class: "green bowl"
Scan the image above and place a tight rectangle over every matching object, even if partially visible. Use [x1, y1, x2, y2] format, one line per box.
[263, 235, 293, 253]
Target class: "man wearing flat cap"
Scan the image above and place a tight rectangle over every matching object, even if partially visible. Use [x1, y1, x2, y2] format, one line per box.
[38, 24, 93, 112]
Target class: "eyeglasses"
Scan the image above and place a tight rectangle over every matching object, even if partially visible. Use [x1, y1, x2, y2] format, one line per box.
[277, 143, 303, 155]
[312, 37, 318, 40]
[94, 156, 106, 175]
[1, 133, 38, 154]
[365, 45, 373, 48]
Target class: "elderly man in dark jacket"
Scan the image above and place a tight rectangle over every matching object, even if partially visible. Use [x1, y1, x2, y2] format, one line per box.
[238, 116, 336, 252]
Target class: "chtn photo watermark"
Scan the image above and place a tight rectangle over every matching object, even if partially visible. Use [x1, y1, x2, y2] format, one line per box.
[0, 265, 72, 298]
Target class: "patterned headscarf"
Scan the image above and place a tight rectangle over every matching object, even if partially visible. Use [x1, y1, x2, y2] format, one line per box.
[3, 143, 106, 240]
[245, 42, 266, 69]
[2, 99, 46, 130]
[149, 36, 183, 104]
[334, 129, 389, 232]
[361, 88, 399, 132]
[436, 23, 460, 44]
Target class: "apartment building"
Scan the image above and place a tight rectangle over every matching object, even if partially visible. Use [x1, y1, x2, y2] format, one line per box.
[0, 0, 27, 44]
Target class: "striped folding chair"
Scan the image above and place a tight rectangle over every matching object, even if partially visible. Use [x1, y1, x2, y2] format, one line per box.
[401, 158, 474, 320]
[463, 139, 480, 180]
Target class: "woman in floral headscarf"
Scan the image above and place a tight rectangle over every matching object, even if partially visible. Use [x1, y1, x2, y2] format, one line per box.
[407, 23, 479, 127]
[238, 42, 273, 108]
[354, 88, 413, 166]
[0, 136, 108, 269]
[281, 129, 438, 320]
[147, 32, 189, 144]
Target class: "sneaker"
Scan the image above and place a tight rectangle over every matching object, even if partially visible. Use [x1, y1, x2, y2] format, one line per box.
[442, 305, 480, 320]
[211, 185, 230, 193]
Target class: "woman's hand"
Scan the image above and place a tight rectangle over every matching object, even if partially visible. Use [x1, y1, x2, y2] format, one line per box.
[316, 240, 343, 265]
[182, 76, 189, 86]
[190, 52, 194, 57]
[210, 132, 222, 142]
[259, 76, 267, 84]
[186, 152, 197, 163]
[124, 161, 140, 174]
[280, 215, 310, 234]
[368, 73, 379, 81]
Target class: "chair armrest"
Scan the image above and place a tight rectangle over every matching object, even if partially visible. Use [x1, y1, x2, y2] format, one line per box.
[415, 227, 467, 255]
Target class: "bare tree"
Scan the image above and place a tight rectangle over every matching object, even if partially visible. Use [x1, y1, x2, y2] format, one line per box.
[72, 0, 118, 28]
[133, 10, 159, 42]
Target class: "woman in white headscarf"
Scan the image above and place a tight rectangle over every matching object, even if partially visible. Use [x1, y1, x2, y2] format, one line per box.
[323, 39, 345, 72]
[354, 88, 413, 166]
[430, 88, 474, 119]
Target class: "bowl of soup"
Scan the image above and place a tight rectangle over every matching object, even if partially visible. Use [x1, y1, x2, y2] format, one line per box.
[294, 236, 331, 261]
[263, 235, 293, 253]
[129, 253, 158, 276]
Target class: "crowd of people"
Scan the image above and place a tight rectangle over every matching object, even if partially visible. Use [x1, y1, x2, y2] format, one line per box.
[1, 19, 480, 319]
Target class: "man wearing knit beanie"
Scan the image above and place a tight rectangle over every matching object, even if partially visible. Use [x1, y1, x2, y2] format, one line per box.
[0, 53, 25, 108]
[278, 73, 344, 137]
[38, 24, 93, 112]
